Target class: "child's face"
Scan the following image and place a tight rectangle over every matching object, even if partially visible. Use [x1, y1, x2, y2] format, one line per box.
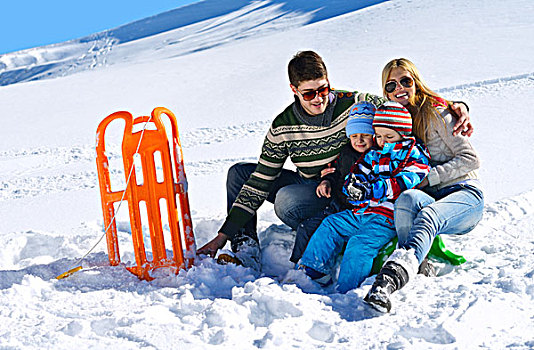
[374, 127, 402, 149]
[349, 133, 373, 153]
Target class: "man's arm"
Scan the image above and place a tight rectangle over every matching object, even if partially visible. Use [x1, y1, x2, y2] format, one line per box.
[197, 126, 289, 257]
[197, 232, 228, 257]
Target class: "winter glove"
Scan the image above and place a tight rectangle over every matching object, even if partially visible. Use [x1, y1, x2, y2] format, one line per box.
[342, 173, 372, 203]
[346, 180, 372, 202]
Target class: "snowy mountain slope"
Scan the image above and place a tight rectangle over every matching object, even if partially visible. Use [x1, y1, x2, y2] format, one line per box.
[0, 0, 534, 348]
[0, 0, 384, 86]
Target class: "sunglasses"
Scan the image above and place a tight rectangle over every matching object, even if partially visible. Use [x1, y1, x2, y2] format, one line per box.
[297, 85, 330, 101]
[384, 77, 414, 93]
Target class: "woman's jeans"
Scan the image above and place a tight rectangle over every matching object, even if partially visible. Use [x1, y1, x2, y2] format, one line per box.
[394, 184, 484, 263]
[226, 162, 330, 246]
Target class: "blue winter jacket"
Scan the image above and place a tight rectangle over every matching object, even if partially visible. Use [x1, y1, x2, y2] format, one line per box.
[343, 137, 431, 220]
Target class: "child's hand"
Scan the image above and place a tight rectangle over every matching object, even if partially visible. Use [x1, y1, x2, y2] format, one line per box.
[320, 163, 335, 178]
[416, 177, 429, 189]
[316, 180, 332, 198]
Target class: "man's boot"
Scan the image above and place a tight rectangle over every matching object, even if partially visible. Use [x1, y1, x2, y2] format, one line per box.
[364, 248, 419, 313]
[217, 230, 261, 271]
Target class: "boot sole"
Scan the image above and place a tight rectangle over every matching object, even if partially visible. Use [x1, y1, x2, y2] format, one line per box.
[216, 253, 243, 266]
[363, 294, 391, 313]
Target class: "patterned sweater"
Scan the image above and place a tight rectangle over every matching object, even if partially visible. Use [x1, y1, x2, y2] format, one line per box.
[346, 138, 431, 220]
[220, 90, 385, 239]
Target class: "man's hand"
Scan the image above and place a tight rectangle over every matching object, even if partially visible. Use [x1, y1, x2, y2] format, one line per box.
[197, 232, 228, 258]
[451, 102, 473, 137]
[316, 179, 332, 198]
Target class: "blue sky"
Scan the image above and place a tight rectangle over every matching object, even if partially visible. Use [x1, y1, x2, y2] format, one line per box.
[0, 0, 199, 55]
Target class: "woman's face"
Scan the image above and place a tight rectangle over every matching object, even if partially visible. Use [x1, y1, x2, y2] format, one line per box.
[385, 67, 416, 106]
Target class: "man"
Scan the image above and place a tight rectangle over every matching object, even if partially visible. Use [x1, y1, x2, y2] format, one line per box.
[197, 51, 471, 270]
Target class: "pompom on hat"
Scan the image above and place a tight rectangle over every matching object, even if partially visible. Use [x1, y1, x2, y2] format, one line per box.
[345, 101, 376, 137]
[373, 101, 412, 137]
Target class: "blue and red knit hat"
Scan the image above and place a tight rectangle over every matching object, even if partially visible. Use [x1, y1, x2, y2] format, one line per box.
[345, 101, 376, 137]
[373, 101, 412, 137]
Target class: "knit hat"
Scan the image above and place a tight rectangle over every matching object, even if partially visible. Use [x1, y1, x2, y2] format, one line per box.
[345, 101, 375, 137]
[373, 101, 412, 137]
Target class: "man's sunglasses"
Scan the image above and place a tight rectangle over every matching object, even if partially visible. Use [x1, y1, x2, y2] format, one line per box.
[384, 77, 414, 93]
[297, 85, 330, 101]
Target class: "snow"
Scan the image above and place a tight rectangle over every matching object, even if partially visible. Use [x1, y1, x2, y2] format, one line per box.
[1, 0, 534, 348]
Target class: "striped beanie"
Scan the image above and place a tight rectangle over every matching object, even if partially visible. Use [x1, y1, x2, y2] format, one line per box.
[373, 101, 412, 137]
[345, 101, 376, 137]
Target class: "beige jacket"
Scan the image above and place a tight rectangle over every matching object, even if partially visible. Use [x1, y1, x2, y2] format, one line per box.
[425, 107, 481, 190]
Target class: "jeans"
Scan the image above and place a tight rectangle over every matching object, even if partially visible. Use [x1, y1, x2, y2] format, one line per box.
[290, 201, 341, 263]
[394, 184, 484, 263]
[226, 162, 330, 244]
[300, 210, 396, 293]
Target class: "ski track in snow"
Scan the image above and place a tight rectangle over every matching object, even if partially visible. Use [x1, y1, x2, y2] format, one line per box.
[2, 74, 533, 203]
[0, 120, 269, 201]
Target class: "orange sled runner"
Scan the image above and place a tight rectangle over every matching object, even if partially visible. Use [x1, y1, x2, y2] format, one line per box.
[96, 107, 196, 280]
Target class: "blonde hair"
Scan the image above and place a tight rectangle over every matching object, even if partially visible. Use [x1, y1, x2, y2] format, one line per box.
[382, 58, 448, 143]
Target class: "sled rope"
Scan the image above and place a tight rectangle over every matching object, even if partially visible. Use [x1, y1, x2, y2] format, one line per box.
[56, 115, 153, 280]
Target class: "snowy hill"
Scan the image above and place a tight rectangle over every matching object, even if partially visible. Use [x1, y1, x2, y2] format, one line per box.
[0, 0, 383, 86]
[0, 0, 534, 348]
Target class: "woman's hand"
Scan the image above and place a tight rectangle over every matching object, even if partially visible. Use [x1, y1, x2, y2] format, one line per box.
[316, 180, 332, 198]
[451, 102, 474, 137]
[197, 232, 228, 257]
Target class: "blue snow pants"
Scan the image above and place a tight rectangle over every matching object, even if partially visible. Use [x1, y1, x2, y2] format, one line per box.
[299, 209, 396, 293]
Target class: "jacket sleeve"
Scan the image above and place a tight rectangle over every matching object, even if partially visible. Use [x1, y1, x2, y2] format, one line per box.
[371, 161, 430, 202]
[219, 126, 288, 239]
[426, 109, 480, 187]
[362, 147, 431, 202]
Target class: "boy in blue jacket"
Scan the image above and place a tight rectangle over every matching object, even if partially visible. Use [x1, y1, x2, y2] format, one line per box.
[299, 101, 431, 293]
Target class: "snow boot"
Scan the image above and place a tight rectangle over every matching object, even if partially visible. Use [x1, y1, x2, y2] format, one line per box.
[217, 231, 261, 271]
[364, 249, 419, 313]
[418, 258, 436, 277]
[297, 264, 333, 287]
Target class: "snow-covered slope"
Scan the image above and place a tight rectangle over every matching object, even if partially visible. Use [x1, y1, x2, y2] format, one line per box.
[0, 0, 383, 86]
[0, 0, 533, 349]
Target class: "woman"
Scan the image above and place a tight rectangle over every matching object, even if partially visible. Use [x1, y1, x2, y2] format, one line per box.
[364, 58, 484, 313]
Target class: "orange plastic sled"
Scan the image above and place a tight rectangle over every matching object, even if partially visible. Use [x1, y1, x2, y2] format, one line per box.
[95, 107, 195, 280]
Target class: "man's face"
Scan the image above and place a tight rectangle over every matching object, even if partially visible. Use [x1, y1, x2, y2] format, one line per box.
[291, 77, 330, 116]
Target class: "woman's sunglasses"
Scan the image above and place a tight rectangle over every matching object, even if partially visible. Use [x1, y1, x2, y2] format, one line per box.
[297, 85, 330, 101]
[384, 77, 414, 93]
